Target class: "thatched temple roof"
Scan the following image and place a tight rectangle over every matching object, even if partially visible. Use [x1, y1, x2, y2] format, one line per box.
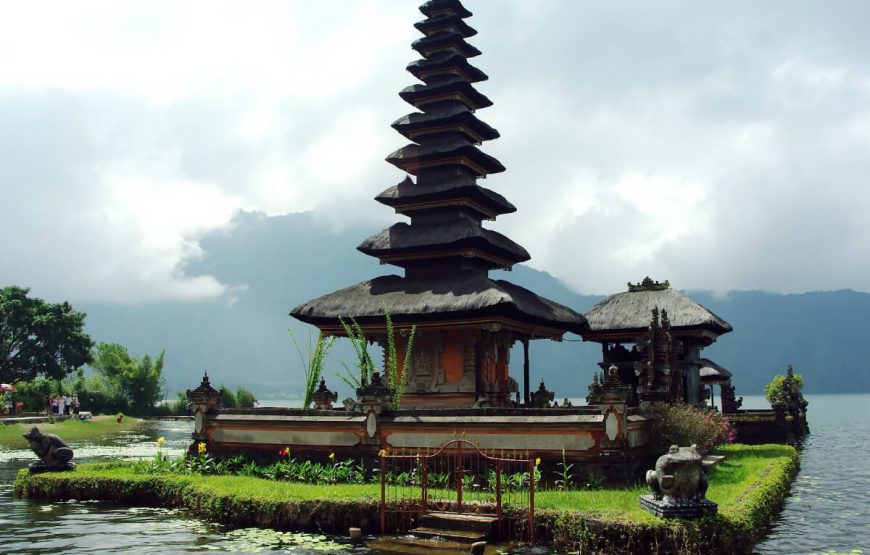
[375, 176, 516, 217]
[584, 286, 732, 337]
[291, 272, 589, 336]
[358, 219, 529, 267]
[699, 358, 733, 384]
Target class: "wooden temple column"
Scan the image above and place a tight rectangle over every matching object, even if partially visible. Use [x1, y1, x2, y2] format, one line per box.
[523, 338, 530, 406]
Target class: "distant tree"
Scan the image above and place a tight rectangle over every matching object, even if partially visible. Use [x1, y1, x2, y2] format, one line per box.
[0, 286, 94, 383]
[90, 342, 166, 415]
[236, 387, 257, 408]
[218, 384, 238, 409]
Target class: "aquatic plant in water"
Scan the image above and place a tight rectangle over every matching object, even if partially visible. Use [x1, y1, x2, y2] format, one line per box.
[222, 528, 348, 553]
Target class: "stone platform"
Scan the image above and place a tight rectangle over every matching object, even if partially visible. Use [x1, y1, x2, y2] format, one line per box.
[639, 495, 718, 519]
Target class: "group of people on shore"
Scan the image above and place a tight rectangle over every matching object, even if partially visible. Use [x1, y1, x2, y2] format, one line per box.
[46, 394, 80, 416]
[3, 395, 24, 415]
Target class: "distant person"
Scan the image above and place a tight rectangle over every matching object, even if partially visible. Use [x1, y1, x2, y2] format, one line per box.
[44, 394, 52, 416]
[72, 395, 80, 415]
[63, 394, 71, 415]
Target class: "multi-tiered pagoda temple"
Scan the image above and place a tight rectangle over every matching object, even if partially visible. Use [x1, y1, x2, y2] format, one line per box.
[292, 0, 587, 408]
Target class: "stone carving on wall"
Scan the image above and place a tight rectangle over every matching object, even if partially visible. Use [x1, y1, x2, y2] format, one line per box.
[720, 381, 743, 414]
[634, 308, 683, 404]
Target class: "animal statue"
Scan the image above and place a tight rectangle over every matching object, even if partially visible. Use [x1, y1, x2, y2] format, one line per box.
[645, 444, 708, 502]
[22, 427, 75, 473]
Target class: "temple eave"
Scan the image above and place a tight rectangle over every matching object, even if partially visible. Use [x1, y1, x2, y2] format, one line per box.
[420, 0, 473, 19]
[310, 315, 571, 340]
[385, 197, 505, 219]
[366, 248, 522, 270]
[414, 17, 477, 38]
[400, 82, 493, 111]
[386, 152, 505, 176]
[582, 327, 723, 345]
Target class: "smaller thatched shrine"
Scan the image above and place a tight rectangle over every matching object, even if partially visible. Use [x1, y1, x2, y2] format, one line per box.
[583, 278, 733, 407]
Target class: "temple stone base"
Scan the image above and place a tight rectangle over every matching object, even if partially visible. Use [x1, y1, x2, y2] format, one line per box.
[639, 495, 717, 519]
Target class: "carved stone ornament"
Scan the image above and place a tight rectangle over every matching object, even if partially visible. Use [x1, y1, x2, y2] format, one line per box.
[356, 371, 393, 414]
[23, 427, 75, 473]
[640, 444, 717, 518]
[529, 379, 555, 408]
[312, 378, 338, 410]
[627, 277, 671, 292]
[586, 372, 604, 405]
[186, 371, 221, 414]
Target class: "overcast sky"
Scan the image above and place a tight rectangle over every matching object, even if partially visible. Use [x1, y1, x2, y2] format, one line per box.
[3, 0, 870, 304]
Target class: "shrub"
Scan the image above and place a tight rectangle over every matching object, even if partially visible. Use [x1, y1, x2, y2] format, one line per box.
[13, 376, 53, 412]
[236, 387, 257, 409]
[73, 374, 128, 415]
[219, 385, 237, 409]
[764, 366, 806, 411]
[646, 402, 733, 455]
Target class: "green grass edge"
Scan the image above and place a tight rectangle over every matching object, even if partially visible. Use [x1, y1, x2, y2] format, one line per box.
[13, 444, 799, 554]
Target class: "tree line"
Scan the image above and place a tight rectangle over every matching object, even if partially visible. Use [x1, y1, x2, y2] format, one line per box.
[1, 285, 254, 416]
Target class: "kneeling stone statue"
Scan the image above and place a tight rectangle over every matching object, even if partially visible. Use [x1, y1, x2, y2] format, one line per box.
[639, 444, 717, 518]
[23, 427, 75, 473]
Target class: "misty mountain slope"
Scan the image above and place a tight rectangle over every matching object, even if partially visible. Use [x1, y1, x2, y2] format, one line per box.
[79, 210, 870, 397]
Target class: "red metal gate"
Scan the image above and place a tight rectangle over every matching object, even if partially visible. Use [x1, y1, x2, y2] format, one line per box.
[379, 438, 535, 543]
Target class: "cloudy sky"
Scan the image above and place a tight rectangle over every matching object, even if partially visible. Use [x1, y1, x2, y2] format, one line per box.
[3, 0, 870, 305]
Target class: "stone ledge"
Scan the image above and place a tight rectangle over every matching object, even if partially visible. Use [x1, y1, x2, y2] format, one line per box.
[639, 495, 718, 519]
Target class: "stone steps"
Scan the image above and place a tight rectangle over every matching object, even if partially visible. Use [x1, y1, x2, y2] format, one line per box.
[418, 511, 497, 534]
[367, 536, 489, 554]
[410, 526, 487, 544]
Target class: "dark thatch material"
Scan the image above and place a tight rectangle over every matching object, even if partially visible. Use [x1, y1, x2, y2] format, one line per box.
[413, 31, 480, 58]
[420, 0, 472, 19]
[407, 52, 487, 84]
[699, 358, 732, 384]
[375, 176, 516, 216]
[583, 288, 732, 336]
[290, 272, 589, 335]
[358, 219, 530, 265]
[414, 14, 477, 38]
[386, 142, 505, 176]
[400, 78, 492, 111]
[392, 105, 499, 142]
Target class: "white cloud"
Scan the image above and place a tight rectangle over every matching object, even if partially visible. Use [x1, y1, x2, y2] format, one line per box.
[2, 1, 870, 303]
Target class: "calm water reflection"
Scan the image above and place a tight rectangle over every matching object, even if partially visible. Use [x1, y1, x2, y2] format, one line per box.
[2, 396, 868, 553]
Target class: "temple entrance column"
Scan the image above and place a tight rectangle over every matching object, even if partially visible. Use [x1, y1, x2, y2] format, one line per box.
[523, 338, 530, 406]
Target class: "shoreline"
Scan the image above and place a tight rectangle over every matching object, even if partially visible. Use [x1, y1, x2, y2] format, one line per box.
[0, 415, 142, 449]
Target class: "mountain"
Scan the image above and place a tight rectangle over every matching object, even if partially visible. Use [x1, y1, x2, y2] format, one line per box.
[79, 211, 870, 399]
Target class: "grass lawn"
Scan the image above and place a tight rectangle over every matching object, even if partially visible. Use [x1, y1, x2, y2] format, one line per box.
[531, 443, 796, 522]
[18, 443, 795, 517]
[0, 415, 141, 448]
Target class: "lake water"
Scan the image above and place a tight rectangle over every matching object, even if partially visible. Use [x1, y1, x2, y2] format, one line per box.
[1, 395, 868, 554]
